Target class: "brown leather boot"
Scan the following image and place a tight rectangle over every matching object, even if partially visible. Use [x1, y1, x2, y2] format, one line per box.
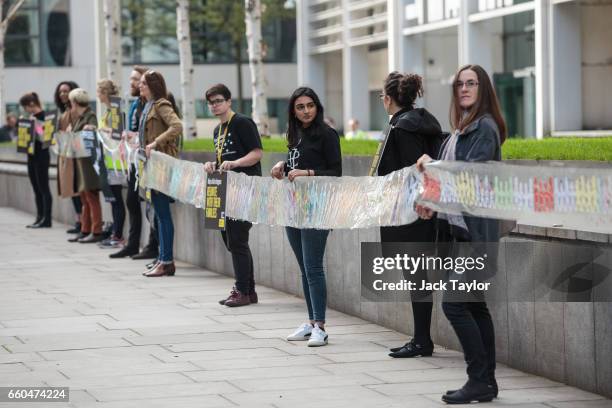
[144, 262, 175, 277]
[224, 290, 251, 307]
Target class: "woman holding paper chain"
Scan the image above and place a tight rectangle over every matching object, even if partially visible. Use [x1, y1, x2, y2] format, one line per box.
[19, 92, 52, 228]
[416, 64, 506, 404]
[66, 89, 105, 243]
[54, 81, 82, 234]
[96, 79, 128, 250]
[139, 70, 183, 277]
[271, 87, 342, 347]
[377, 72, 444, 360]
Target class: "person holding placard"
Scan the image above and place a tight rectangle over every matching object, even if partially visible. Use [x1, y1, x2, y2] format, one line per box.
[96, 79, 127, 249]
[203, 84, 263, 307]
[416, 64, 506, 404]
[19, 92, 52, 228]
[54, 81, 83, 234]
[270, 87, 341, 346]
[66, 89, 105, 243]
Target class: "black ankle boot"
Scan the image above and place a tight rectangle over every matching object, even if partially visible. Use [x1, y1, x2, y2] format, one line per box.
[442, 380, 495, 404]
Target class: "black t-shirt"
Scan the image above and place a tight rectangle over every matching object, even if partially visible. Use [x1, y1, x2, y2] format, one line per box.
[284, 124, 342, 177]
[213, 113, 262, 176]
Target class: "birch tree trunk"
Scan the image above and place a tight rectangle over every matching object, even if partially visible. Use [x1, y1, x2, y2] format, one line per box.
[0, 0, 25, 122]
[176, 0, 197, 138]
[245, 0, 270, 137]
[102, 0, 122, 92]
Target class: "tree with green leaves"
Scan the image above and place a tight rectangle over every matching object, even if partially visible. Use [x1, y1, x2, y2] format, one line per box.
[190, 0, 294, 114]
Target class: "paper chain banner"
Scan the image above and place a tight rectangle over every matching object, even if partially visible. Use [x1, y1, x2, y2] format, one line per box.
[140, 151, 612, 233]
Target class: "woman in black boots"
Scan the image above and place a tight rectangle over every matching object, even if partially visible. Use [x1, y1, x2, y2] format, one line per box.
[20, 92, 52, 228]
[377, 72, 444, 359]
[416, 64, 506, 404]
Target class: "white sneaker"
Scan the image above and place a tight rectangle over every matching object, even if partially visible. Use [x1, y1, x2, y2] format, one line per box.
[307, 324, 328, 347]
[286, 323, 313, 341]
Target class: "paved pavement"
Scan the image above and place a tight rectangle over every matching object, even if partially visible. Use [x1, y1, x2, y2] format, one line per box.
[0, 207, 610, 408]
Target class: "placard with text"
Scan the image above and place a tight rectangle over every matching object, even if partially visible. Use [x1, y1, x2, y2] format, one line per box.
[204, 171, 227, 230]
[17, 119, 35, 154]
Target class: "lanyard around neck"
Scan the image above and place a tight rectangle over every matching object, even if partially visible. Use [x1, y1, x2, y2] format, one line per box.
[215, 111, 235, 163]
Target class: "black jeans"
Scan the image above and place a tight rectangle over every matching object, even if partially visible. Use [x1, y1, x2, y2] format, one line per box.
[442, 300, 496, 385]
[220, 219, 254, 294]
[71, 196, 82, 216]
[125, 166, 143, 250]
[27, 149, 52, 222]
[109, 185, 126, 238]
[380, 224, 435, 345]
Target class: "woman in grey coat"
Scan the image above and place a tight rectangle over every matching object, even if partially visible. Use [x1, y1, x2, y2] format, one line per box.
[416, 64, 507, 404]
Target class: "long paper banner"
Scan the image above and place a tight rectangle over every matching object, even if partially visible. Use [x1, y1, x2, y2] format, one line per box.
[139, 151, 612, 233]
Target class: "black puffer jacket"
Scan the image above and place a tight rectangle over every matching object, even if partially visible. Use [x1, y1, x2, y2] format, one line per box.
[378, 107, 445, 243]
[377, 107, 444, 177]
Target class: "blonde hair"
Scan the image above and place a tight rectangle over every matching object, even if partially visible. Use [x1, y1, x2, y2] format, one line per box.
[68, 88, 90, 107]
[96, 79, 119, 98]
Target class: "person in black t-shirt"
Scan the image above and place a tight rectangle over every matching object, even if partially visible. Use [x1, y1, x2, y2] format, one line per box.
[271, 87, 341, 347]
[19, 92, 53, 228]
[204, 84, 263, 307]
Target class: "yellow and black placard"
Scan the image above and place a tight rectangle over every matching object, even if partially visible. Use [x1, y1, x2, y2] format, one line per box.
[42, 112, 57, 149]
[204, 171, 227, 230]
[109, 96, 124, 140]
[17, 119, 35, 155]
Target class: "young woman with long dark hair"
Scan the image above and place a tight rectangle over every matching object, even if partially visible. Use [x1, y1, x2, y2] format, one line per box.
[139, 70, 183, 277]
[416, 64, 506, 404]
[271, 87, 341, 346]
[19, 92, 52, 228]
[54, 81, 82, 233]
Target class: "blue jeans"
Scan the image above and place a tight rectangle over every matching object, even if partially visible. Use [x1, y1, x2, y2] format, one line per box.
[285, 227, 330, 322]
[151, 191, 174, 263]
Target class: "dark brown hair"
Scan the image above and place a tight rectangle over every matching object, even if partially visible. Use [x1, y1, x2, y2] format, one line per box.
[19, 92, 42, 108]
[450, 64, 507, 144]
[205, 83, 231, 102]
[143, 70, 168, 101]
[383, 71, 424, 109]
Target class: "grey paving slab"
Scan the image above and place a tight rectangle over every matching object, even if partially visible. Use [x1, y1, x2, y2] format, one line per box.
[0, 207, 609, 407]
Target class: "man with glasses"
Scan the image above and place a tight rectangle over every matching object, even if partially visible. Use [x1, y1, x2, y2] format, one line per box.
[204, 84, 263, 307]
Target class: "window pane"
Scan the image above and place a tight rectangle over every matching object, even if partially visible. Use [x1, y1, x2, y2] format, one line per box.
[5, 37, 40, 64]
[42, 0, 70, 66]
[7, 9, 39, 36]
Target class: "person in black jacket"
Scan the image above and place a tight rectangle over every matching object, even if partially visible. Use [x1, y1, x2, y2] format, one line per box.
[376, 72, 444, 359]
[271, 87, 341, 347]
[416, 64, 506, 404]
[20, 92, 52, 228]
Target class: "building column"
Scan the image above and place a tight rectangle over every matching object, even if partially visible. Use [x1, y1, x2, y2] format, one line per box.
[387, 0, 404, 72]
[343, 45, 370, 131]
[296, 0, 327, 106]
[550, 1, 582, 132]
[93, 0, 106, 118]
[458, 0, 501, 75]
[534, 0, 552, 139]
